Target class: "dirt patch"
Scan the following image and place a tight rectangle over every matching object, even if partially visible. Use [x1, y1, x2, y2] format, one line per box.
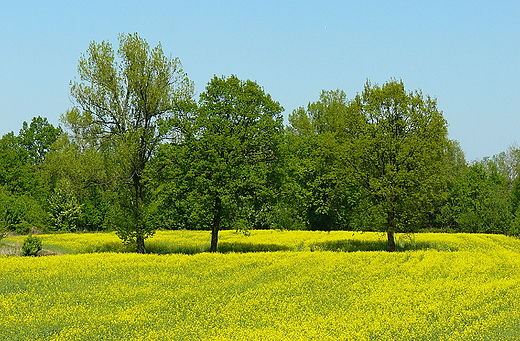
[38, 249, 64, 256]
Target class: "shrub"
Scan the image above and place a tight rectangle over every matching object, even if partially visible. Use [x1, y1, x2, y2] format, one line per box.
[22, 234, 42, 256]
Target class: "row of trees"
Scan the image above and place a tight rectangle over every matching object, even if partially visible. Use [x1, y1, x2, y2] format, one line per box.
[2, 33, 520, 252]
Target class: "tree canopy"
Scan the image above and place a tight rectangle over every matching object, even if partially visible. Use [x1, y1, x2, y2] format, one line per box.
[157, 75, 284, 252]
[348, 80, 449, 250]
[64, 32, 194, 253]
[2, 33, 519, 252]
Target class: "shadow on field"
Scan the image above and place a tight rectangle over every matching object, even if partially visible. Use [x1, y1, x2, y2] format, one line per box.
[311, 239, 458, 252]
[144, 241, 292, 254]
[218, 242, 293, 253]
[28, 237, 456, 255]
[143, 238, 457, 254]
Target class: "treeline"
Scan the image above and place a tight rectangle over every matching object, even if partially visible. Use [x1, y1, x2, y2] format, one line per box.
[1, 33, 519, 252]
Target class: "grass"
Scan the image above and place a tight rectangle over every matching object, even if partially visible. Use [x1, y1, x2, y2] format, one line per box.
[1, 231, 520, 340]
[0, 242, 20, 256]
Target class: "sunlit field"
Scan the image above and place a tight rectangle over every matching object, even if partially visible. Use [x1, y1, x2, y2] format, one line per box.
[3, 230, 518, 255]
[1, 231, 520, 340]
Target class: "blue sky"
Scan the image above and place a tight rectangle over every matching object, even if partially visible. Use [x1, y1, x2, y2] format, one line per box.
[1, 0, 519, 161]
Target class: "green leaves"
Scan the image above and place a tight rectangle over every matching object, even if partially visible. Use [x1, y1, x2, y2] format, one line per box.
[21, 234, 42, 256]
[47, 179, 83, 232]
[18, 116, 63, 164]
[67, 33, 195, 252]
[287, 80, 449, 248]
[157, 75, 284, 251]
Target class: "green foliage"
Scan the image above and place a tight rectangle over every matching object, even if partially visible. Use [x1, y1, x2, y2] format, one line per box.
[285, 89, 362, 231]
[0, 220, 7, 242]
[66, 32, 194, 252]
[21, 234, 42, 256]
[18, 116, 63, 164]
[157, 75, 284, 252]
[42, 135, 111, 231]
[444, 160, 513, 234]
[0, 117, 62, 235]
[0, 132, 36, 194]
[0, 185, 47, 234]
[48, 179, 83, 232]
[347, 79, 449, 250]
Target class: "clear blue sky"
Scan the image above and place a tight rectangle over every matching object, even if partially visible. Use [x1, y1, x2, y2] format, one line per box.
[1, 0, 519, 161]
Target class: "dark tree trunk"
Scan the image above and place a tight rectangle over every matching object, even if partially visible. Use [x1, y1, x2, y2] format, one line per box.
[387, 230, 396, 252]
[386, 205, 397, 252]
[136, 234, 146, 254]
[210, 197, 222, 253]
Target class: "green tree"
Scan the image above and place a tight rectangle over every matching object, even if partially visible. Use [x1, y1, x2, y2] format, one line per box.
[0, 117, 62, 232]
[18, 116, 63, 164]
[348, 80, 449, 251]
[66, 32, 194, 253]
[158, 75, 284, 252]
[41, 134, 112, 231]
[0, 185, 47, 234]
[491, 143, 520, 189]
[447, 160, 513, 234]
[439, 144, 520, 235]
[47, 178, 83, 232]
[435, 140, 468, 230]
[0, 132, 32, 193]
[286, 90, 360, 231]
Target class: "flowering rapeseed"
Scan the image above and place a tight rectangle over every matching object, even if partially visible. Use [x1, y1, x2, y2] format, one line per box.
[1, 231, 520, 340]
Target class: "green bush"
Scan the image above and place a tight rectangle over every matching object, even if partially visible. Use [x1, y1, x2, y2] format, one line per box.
[22, 234, 42, 256]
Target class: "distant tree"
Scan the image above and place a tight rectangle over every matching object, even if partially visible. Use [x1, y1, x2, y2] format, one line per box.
[446, 160, 513, 234]
[0, 132, 32, 193]
[47, 178, 83, 232]
[18, 116, 63, 164]
[491, 143, 520, 188]
[491, 144, 520, 235]
[435, 140, 468, 230]
[0, 185, 47, 234]
[65, 32, 194, 253]
[348, 80, 449, 251]
[41, 134, 112, 231]
[286, 90, 360, 231]
[158, 75, 284, 252]
[0, 118, 62, 233]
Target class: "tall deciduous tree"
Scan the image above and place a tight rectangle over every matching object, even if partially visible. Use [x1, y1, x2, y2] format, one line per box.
[160, 75, 283, 252]
[349, 80, 449, 251]
[66, 33, 194, 253]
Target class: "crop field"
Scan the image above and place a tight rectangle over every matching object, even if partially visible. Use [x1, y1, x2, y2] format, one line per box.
[1, 231, 520, 340]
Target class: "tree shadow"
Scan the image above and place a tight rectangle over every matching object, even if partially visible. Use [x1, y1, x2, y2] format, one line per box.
[66, 237, 458, 255]
[217, 242, 293, 253]
[312, 239, 458, 252]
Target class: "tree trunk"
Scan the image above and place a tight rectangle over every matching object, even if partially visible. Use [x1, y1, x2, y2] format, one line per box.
[387, 230, 396, 252]
[386, 205, 396, 252]
[210, 197, 222, 253]
[136, 234, 146, 254]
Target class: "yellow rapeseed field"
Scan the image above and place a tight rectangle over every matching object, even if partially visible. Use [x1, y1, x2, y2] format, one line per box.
[1, 231, 520, 340]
